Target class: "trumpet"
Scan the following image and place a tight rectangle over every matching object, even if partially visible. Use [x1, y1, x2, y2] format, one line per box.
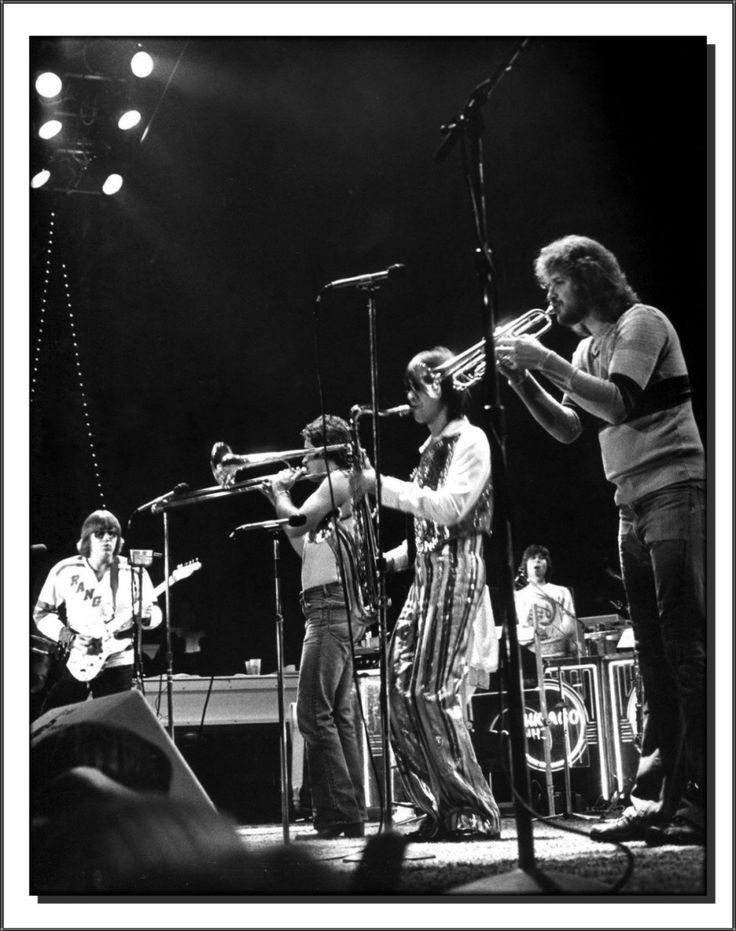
[211, 441, 348, 488]
[431, 305, 555, 391]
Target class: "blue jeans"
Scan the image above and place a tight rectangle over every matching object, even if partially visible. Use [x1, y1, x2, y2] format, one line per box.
[297, 591, 366, 829]
[618, 479, 705, 823]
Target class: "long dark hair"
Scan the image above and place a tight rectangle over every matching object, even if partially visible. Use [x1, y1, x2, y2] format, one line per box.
[534, 235, 639, 321]
[517, 543, 552, 584]
[404, 346, 466, 421]
[77, 510, 124, 557]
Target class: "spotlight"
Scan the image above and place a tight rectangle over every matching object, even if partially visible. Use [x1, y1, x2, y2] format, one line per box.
[102, 173, 124, 195]
[35, 72, 63, 98]
[31, 169, 51, 189]
[38, 119, 63, 140]
[117, 109, 142, 131]
[130, 51, 154, 78]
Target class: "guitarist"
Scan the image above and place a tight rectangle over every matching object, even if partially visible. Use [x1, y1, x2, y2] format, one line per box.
[33, 510, 162, 712]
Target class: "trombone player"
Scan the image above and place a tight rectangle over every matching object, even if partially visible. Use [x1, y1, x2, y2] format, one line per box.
[259, 414, 369, 840]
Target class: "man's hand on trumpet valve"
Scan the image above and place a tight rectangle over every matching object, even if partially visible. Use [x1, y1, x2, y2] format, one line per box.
[496, 334, 548, 382]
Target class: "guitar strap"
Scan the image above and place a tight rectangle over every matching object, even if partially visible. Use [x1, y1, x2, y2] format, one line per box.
[110, 556, 119, 616]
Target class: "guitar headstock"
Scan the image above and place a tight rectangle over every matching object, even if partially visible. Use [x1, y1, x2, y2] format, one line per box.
[170, 559, 202, 584]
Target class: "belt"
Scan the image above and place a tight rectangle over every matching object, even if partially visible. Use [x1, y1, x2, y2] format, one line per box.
[301, 582, 343, 600]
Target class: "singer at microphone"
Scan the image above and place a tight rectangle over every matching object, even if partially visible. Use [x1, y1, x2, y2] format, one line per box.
[321, 263, 406, 292]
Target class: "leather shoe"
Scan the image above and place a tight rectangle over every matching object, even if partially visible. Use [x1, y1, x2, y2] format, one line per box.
[297, 822, 365, 840]
[645, 816, 705, 847]
[589, 811, 651, 842]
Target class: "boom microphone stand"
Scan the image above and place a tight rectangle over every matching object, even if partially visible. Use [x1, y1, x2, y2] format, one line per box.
[319, 272, 402, 832]
[434, 40, 607, 892]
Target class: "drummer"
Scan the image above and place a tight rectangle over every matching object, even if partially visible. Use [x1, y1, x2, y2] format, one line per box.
[514, 543, 582, 659]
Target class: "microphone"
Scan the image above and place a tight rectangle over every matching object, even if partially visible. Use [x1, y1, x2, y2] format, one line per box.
[230, 514, 307, 538]
[352, 403, 411, 419]
[138, 483, 190, 515]
[129, 549, 164, 567]
[321, 263, 406, 292]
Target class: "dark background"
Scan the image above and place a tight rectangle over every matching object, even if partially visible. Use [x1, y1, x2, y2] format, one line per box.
[30, 36, 709, 676]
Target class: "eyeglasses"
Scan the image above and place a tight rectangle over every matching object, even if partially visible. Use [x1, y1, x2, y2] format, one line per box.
[92, 530, 119, 539]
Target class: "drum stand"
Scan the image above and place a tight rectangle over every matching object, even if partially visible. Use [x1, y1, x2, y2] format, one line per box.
[532, 629, 557, 817]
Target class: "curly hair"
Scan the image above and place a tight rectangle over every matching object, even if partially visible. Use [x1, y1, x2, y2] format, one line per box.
[534, 235, 639, 321]
[404, 346, 466, 421]
[301, 414, 351, 468]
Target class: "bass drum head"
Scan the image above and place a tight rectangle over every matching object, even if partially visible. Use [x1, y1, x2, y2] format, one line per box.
[489, 680, 588, 773]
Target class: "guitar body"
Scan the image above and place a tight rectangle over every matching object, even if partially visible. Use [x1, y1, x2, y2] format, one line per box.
[65, 623, 132, 682]
[62, 559, 201, 683]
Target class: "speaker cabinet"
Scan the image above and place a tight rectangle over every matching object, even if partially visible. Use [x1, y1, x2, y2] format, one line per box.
[31, 689, 213, 809]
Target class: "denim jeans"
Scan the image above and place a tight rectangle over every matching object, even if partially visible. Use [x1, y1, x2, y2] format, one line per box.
[297, 591, 366, 829]
[618, 479, 705, 823]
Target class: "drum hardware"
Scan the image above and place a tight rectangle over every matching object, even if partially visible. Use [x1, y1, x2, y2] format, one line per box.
[531, 626, 556, 817]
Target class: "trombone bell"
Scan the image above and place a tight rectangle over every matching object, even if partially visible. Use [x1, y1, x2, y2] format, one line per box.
[210, 441, 350, 487]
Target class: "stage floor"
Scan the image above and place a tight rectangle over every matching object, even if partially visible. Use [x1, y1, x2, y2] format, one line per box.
[232, 813, 707, 898]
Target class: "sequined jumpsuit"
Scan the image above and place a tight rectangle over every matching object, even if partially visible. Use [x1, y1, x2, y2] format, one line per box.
[386, 420, 501, 837]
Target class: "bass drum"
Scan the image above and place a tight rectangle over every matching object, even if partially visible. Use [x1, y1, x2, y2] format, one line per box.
[489, 680, 589, 773]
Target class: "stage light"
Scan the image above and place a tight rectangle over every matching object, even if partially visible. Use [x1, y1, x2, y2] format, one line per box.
[102, 173, 123, 195]
[130, 51, 154, 78]
[35, 72, 63, 98]
[38, 119, 63, 140]
[117, 109, 141, 131]
[31, 169, 51, 189]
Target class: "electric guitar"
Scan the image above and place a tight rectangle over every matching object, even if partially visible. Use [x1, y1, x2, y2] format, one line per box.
[64, 559, 201, 682]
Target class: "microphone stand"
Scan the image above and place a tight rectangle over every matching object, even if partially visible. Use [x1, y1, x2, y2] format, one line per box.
[126, 504, 175, 737]
[364, 287, 393, 832]
[161, 509, 175, 740]
[231, 516, 293, 844]
[436, 41, 607, 892]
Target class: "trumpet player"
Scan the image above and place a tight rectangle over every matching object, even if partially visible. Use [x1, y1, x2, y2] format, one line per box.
[497, 235, 705, 847]
[354, 347, 501, 842]
[260, 415, 368, 840]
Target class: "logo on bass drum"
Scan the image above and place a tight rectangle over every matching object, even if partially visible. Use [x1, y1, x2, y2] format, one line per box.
[489, 680, 588, 772]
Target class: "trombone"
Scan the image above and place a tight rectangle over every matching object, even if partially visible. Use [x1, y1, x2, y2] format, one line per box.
[432, 305, 555, 391]
[210, 441, 346, 488]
